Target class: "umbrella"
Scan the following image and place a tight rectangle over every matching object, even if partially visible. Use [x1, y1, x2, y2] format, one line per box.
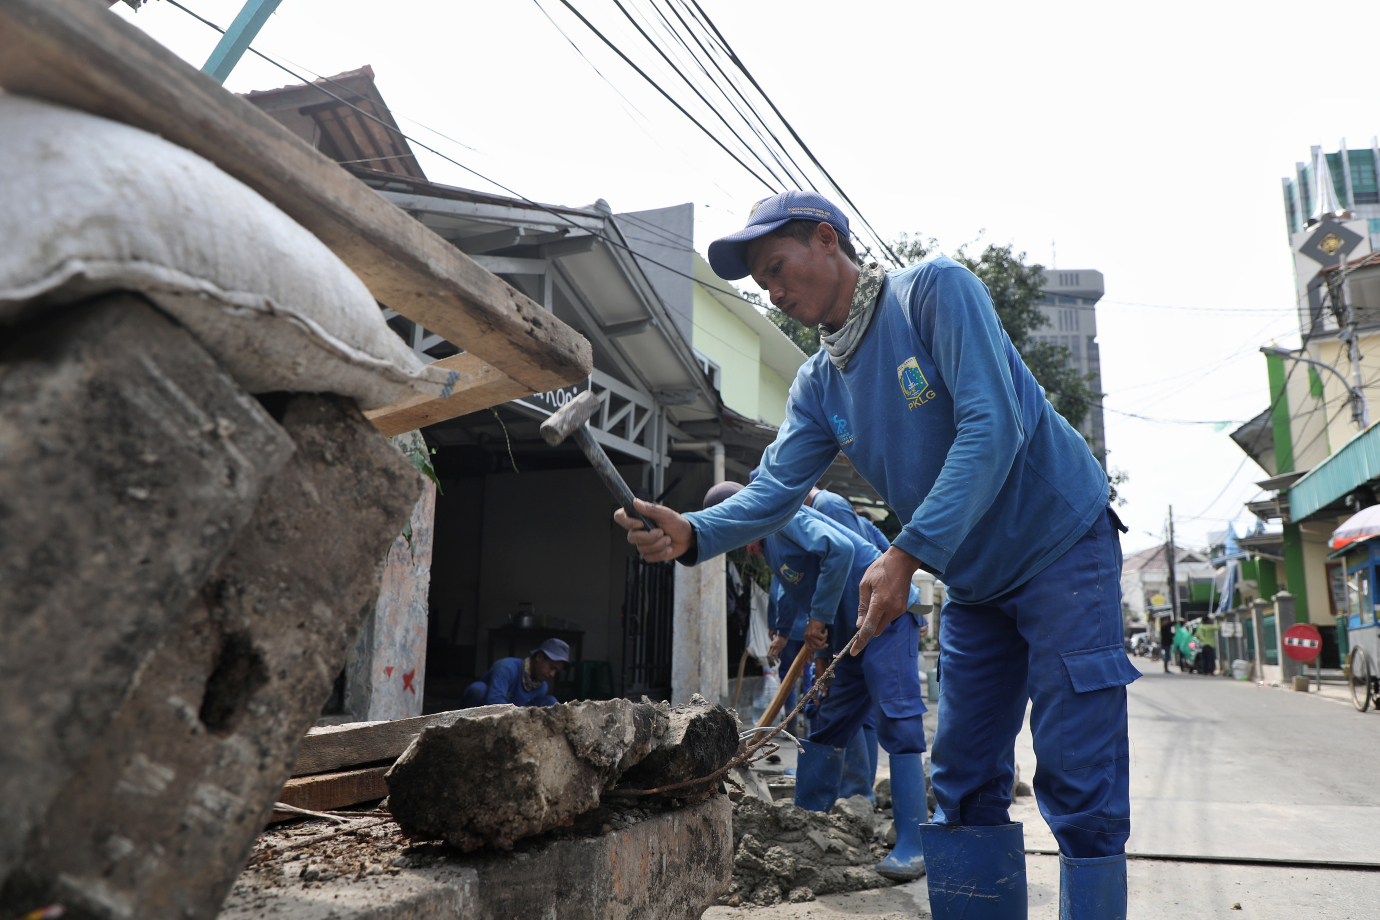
[1329, 505, 1380, 549]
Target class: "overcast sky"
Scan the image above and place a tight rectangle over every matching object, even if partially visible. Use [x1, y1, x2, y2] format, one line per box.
[115, 0, 1380, 553]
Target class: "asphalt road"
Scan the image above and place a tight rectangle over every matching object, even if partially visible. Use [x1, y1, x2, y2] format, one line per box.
[715, 654, 1380, 919]
[1013, 656, 1380, 864]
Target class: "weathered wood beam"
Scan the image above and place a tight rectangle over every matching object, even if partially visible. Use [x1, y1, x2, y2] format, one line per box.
[0, 0, 591, 397]
[292, 711, 469, 776]
[363, 353, 538, 436]
[274, 766, 390, 819]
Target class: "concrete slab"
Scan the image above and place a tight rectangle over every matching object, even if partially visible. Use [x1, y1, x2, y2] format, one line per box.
[0, 295, 295, 890]
[220, 796, 733, 920]
[3, 393, 422, 919]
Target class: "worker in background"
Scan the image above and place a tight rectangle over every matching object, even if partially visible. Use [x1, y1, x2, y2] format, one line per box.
[615, 191, 1138, 920]
[703, 481, 930, 882]
[461, 638, 569, 708]
[802, 484, 891, 803]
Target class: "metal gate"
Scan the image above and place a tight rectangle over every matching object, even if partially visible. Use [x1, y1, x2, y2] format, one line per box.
[622, 556, 674, 700]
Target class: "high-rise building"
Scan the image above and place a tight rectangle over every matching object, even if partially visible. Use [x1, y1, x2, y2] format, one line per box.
[1282, 141, 1380, 250]
[1033, 269, 1106, 464]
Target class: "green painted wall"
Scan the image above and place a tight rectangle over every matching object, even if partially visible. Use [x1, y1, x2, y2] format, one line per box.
[1269, 352, 1308, 620]
[757, 363, 791, 428]
[1282, 523, 1310, 621]
[1267, 354, 1294, 473]
[692, 287, 760, 419]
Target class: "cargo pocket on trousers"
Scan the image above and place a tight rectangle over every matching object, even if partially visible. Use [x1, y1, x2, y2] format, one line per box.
[1060, 644, 1141, 770]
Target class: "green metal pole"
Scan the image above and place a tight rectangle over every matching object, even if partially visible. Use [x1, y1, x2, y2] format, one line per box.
[202, 0, 283, 84]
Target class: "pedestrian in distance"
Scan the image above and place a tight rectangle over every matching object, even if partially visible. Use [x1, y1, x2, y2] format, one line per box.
[1160, 617, 1175, 673]
[614, 190, 1138, 920]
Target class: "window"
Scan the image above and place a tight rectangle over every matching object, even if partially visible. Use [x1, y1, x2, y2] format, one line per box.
[1058, 272, 1080, 287]
[693, 349, 721, 390]
[1351, 150, 1378, 204]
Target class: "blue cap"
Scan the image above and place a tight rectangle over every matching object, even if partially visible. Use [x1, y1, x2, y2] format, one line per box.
[707, 190, 850, 281]
[536, 638, 570, 663]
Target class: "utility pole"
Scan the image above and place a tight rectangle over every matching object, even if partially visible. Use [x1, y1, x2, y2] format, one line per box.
[1165, 505, 1180, 625]
[1327, 245, 1371, 430]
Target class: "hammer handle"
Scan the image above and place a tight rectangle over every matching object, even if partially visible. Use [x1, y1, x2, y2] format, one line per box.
[756, 643, 814, 728]
[574, 426, 659, 533]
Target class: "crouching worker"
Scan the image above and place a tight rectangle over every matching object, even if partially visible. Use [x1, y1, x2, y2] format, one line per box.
[462, 638, 569, 707]
[701, 481, 930, 881]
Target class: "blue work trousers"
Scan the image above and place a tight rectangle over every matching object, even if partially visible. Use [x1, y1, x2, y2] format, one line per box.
[931, 508, 1138, 859]
[809, 611, 927, 755]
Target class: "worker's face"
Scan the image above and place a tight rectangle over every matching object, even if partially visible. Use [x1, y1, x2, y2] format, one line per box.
[747, 224, 847, 328]
[531, 654, 562, 684]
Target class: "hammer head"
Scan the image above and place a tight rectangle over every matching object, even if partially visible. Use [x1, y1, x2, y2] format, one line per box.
[540, 389, 600, 446]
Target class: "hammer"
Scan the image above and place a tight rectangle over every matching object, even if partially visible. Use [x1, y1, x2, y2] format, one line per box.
[540, 390, 659, 533]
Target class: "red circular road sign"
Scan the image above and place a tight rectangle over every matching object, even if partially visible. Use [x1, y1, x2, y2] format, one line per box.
[1283, 623, 1323, 663]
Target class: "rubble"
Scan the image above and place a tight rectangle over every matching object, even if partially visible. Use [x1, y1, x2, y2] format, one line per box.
[619, 693, 741, 792]
[722, 793, 896, 907]
[0, 296, 296, 889]
[219, 796, 733, 920]
[1, 389, 422, 918]
[384, 699, 671, 849]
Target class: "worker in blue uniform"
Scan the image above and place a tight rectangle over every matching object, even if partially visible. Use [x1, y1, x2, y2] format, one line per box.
[615, 190, 1139, 920]
[461, 638, 569, 708]
[803, 486, 890, 801]
[703, 481, 929, 881]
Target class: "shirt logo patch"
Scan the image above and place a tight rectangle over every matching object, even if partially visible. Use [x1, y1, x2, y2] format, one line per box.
[830, 414, 856, 446]
[898, 356, 937, 410]
[779, 564, 804, 585]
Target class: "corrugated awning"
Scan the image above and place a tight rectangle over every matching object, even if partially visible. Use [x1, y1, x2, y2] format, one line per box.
[1287, 422, 1380, 521]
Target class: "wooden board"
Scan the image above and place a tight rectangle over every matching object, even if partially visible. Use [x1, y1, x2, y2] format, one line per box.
[292, 711, 466, 777]
[273, 766, 389, 819]
[364, 353, 536, 436]
[0, 0, 591, 402]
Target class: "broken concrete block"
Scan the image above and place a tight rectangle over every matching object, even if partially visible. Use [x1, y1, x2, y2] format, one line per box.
[385, 699, 668, 850]
[618, 694, 740, 792]
[727, 794, 893, 905]
[219, 796, 733, 920]
[0, 295, 295, 888]
[874, 776, 892, 809]
[2, 393, 421, 919]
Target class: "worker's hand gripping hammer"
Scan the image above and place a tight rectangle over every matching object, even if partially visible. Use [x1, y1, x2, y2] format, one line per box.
[539, 390, 660, 533]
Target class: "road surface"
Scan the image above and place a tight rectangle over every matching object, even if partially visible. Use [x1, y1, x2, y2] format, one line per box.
[709, 654, 1380, 918]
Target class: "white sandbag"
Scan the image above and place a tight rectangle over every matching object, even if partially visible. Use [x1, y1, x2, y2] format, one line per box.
[0, 95, 457, 410]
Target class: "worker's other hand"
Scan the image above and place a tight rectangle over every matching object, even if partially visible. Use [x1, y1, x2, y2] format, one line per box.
[614, 498, 693, 562]
[854, 546, 922, 655]
[768, 631, 787, 658]
[816, 669, 834, 698]
[803, 618, 829, 652]
[919, 619, 930, 640]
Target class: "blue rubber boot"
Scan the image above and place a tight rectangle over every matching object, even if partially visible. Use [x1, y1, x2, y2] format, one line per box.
[918, 822, 1027, 919]
[1059, 852, 1127, 920]
[838, 731, 876, 803]
[792, 738, 846, 812]
[876, 753, 926, 880]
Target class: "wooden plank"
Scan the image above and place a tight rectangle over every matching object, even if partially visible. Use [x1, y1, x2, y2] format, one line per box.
[273, 766, 389, 818]
[364, 353, 537, 436]
[0, 0, 591, 395]
[292, 711, 467, 777]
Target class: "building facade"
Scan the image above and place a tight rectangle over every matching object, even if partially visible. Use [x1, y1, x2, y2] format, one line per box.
[1282, 141, 1380, 251]
[1034, 269, 1107, 461]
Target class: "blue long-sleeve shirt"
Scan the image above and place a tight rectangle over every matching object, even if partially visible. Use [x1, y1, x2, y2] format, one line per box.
[763, 504, 920, 650]
[478, 657, 556, 706]
[810, 490, 890, 552]
[685, 257, 1108, 606]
